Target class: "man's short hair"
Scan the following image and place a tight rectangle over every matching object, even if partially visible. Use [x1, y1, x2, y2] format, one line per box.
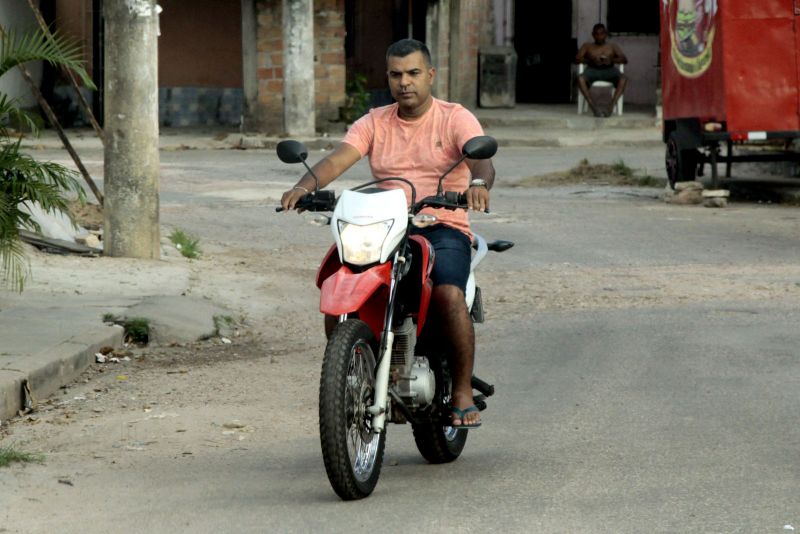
[386, 39, 432, 68]
[592, 23, 606, 33]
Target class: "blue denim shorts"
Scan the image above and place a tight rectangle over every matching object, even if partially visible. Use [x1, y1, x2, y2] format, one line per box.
[410, 224, 471, 292]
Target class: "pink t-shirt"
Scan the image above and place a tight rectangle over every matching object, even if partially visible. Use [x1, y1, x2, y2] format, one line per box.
[342, 97, 485, 238]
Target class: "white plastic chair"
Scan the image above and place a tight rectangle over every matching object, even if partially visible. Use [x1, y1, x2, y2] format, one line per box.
[577, 63, 624, 116]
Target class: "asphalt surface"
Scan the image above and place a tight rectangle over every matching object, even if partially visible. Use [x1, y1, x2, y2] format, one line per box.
[3, 116, 800, 531]
[5, 175, 800, 532]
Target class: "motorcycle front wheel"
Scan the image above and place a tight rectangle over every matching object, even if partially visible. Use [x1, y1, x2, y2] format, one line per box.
[319, 319, 386, 500]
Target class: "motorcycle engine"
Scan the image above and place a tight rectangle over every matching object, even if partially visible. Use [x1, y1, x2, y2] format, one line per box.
[391, 318, 435, 409]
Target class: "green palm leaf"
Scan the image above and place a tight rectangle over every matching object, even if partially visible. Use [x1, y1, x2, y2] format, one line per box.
[0, 23, 94, 292]
[0, 26, 95, 89]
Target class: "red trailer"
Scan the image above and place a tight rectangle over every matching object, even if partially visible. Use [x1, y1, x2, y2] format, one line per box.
[660, 0, 800, 188]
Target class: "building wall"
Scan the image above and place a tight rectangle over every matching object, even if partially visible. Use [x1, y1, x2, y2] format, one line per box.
[314, 0, 346, 125]
[158, 0, 244, 126]
[613, 35, 659, 106]
[159, 0, 242, 88]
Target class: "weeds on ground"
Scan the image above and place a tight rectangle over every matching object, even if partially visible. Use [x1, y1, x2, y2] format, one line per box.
[169, 229, 201, 259]
[0, 446, 44, 467]
[516, 158, 666, 188]
[611, 159, 634, 178]
[124, 317, 150, 344]
[213, 315, 236, 337]
[102, 315, 150, 344]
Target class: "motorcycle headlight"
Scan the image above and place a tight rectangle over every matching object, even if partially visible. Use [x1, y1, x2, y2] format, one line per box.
[337, 220, 394, 265]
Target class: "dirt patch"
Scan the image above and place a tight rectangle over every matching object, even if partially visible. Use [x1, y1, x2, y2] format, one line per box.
[66, 200, 103, 230]
[514, 159, 665, 188]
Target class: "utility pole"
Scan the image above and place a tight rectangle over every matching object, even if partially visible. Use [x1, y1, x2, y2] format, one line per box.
[283, 0, 315, 136]
[103, 0, 160, 259]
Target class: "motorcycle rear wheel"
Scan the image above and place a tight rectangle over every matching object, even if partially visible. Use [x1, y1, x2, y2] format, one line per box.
[319, 319, 386, 500]
[412, 360, 468, 463]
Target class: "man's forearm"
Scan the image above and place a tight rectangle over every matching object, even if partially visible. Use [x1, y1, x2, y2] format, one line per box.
[470, 160, 496, 189]
[294, 143, 361, 191]
[296, 158, 339, 191]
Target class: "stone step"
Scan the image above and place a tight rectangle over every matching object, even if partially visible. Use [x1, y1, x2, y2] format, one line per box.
[478, 115, 657, 130]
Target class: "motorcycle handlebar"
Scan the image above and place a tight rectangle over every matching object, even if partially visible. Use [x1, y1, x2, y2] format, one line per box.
[414, 192, 490, 213]
[278, 190, 488, 214]
[275, 191, 336, 213]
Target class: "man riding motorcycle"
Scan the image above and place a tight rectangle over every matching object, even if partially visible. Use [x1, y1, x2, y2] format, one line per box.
[280, 38, 495, 428]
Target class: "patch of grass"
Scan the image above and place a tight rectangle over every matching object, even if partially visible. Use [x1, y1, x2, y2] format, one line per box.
[611, 159, 634, 178]
[169, 229, 201, 259]
[635, 175, 664, 187]
[0, 446, 44, 467]
[101, 315, 150, 344]
[213, 315, 235, 334]
[123, 317, 150, 344]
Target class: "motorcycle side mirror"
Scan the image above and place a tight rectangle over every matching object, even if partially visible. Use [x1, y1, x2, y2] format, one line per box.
[434, 135, 498, 196]
[461, 136, 498, 160]
[276, 140, 321, 193]
[276, 140, 309, 164]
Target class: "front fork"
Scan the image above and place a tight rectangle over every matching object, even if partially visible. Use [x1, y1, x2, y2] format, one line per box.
[365, 251, 404, 433]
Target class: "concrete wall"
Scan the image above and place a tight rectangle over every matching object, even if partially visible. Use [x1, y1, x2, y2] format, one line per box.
[0, 0, 42, 108]
[159, 0, 242, 87]
[614, 35, 659, 106]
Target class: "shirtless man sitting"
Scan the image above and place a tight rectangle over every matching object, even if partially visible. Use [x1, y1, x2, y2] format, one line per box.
[575, 23, 628, 117]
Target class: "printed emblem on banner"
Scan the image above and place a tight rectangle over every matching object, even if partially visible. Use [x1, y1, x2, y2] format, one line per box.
[664, 0, 718, 78]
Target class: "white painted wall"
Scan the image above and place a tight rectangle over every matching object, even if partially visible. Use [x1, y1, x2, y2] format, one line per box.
[614, 35, 659, 105]
[0, 0, 42, 108]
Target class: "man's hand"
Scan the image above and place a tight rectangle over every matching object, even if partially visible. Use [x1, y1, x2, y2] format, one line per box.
[280, 186, 309, 211]
[465, 184, 490, 212]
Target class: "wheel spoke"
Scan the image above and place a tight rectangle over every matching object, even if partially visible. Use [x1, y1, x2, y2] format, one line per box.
[343, 339, 380, 482]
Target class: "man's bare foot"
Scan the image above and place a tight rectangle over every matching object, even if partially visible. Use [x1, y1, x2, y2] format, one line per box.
[451, 392, 481, 427]
[607, 104, 615, 116]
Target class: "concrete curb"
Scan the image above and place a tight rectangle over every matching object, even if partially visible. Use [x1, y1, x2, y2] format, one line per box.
[0, 324, 123, 422]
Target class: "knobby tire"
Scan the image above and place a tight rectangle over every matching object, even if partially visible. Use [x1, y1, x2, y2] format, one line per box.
[319, 319, 386, 500]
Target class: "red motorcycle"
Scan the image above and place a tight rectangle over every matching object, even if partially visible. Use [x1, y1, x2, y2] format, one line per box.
[277, 136, 513, 500]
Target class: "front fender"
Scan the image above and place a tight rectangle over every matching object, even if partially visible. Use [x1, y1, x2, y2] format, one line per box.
[319, 262, 392, 316]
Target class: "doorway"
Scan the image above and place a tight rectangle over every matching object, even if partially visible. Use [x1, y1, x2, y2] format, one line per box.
[345, 0, 427, 105]
[514, 2, 575, 103]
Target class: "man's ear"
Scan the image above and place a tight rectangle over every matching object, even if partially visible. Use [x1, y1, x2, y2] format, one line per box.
[428, 67, 436, 83]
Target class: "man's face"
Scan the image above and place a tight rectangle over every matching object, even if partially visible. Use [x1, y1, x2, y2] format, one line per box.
[386, 51, 435, 115]
[592, 27, 608, 44]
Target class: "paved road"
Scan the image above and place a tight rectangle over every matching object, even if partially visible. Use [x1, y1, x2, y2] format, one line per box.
[3, 146, 800, 532]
